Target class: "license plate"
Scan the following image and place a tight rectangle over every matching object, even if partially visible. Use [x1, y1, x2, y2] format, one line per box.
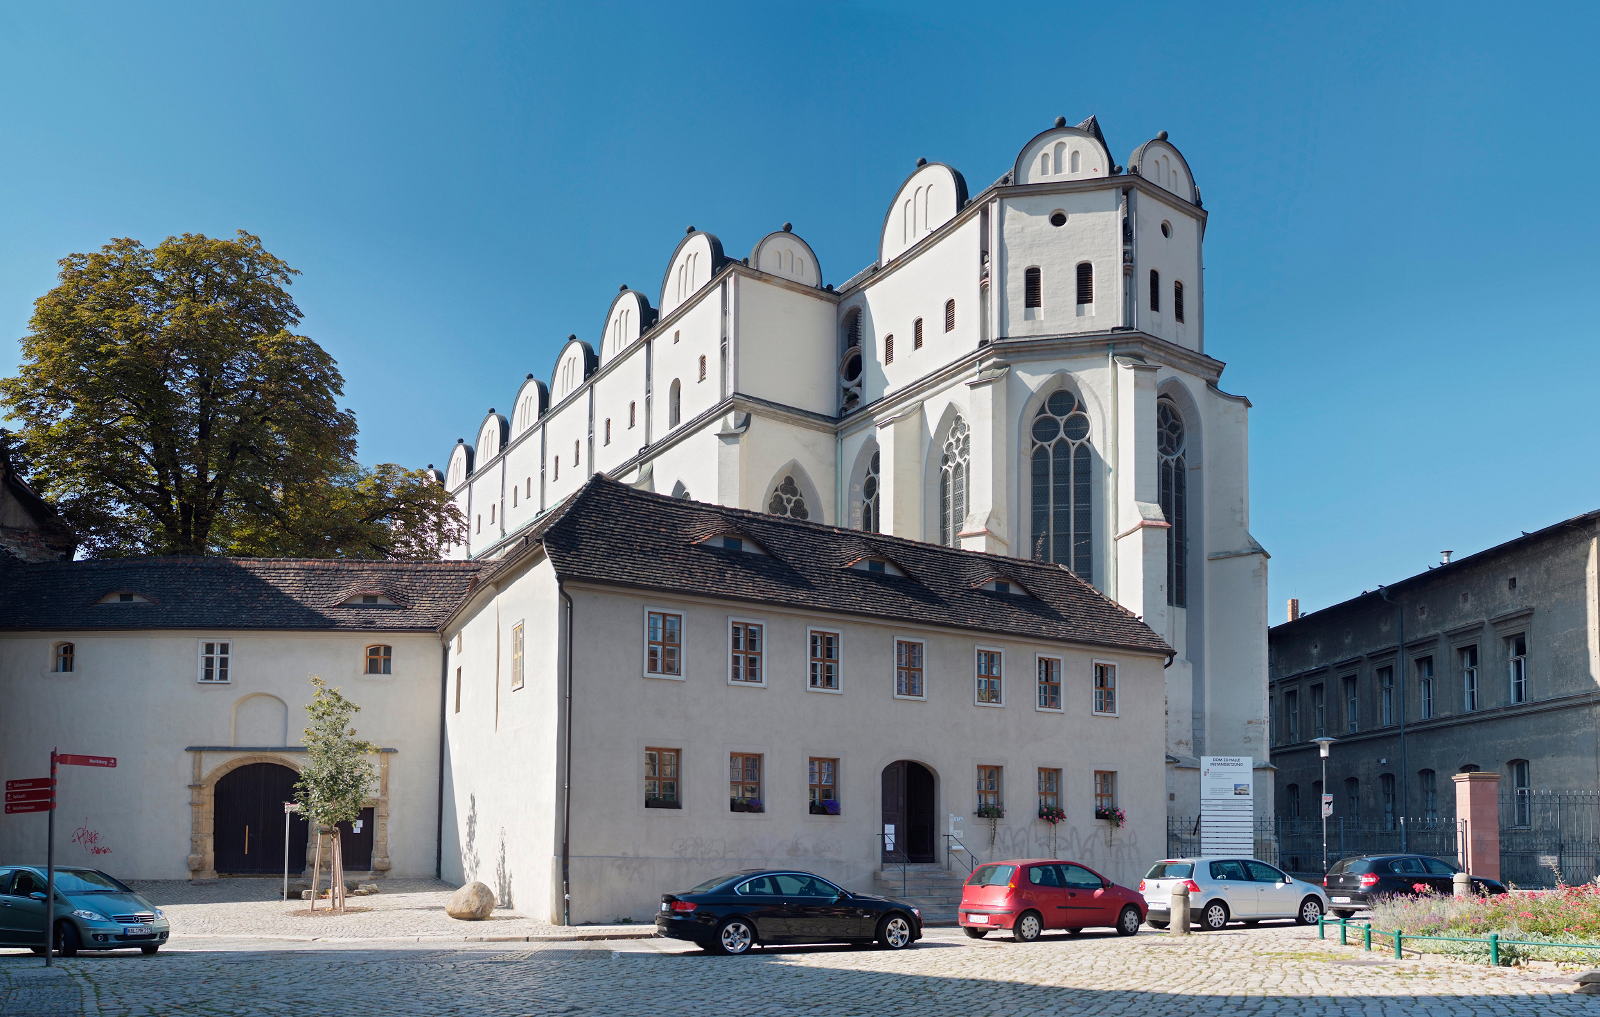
[968, 914, 987, 924]
[124, 927, 151, 937]
[1331, 896, 1351, 903]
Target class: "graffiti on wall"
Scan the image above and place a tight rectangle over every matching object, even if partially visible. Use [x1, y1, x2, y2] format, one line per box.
[70, 820, 112, 856]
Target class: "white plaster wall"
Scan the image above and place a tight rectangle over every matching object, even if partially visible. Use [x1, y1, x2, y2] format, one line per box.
[881, 164, 964, 263]
[500, 423, 544, 537]
[1134, 192, 1203, 351]
[733, 414, 835, 525]
[561, 585, 1167, 923]
[653, 290, 724, 437]
[541, 389, 594, 508]
[632, 422, 724, 503]
[589, 342, 650, 477]
[467, 461, 504, 554]
[0, 630, 441, 879]
[999, 191, 1122, 338]
[734, 277, 837, 417]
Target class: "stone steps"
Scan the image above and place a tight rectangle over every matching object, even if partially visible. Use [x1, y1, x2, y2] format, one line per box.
[872, 864, 968, 924]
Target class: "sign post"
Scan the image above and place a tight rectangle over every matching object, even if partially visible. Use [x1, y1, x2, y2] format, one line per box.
[45, 749, 57, 967]
[283, 802, 303, 902]
[27, 749, 117, 966]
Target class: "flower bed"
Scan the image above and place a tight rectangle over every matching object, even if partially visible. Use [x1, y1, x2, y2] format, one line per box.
[1366, 882, 1600, 964]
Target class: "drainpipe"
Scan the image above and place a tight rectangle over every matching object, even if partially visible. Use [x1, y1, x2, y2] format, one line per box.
[434, 639, 449, 880]
[1376, 585, 1409, 850]
[1107, 342, 1118, 597]
[559, 582, 575, 925]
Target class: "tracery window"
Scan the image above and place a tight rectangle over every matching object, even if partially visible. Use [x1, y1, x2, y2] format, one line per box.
[1028, 390, 1093, 578]
[861, 451, 880, 533]
[938, 416, 970, 547]
[1158, 399, 1187, 606]
[768, 476, 809, 519]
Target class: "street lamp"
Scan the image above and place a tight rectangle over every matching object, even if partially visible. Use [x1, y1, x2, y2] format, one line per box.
[1311, 736, 1337, 874]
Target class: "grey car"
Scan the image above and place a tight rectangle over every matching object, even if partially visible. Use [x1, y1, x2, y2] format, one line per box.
[1140, 857, 1328, 931]
[0, 866, 171, 955]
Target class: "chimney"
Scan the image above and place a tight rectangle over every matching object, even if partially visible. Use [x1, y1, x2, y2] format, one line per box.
[1441, 550, 1453, 565]
[1287, 598, 1301, 622]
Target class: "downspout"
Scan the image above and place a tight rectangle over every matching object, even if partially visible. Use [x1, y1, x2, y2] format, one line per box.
[434, 639, 449, 880]
[559, 582, 575, 925]
[1376, 586, 1409, 849]
[1108, 342, 1118, 598]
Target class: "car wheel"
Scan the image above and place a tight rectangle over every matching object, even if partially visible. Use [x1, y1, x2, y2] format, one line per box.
[140, 945, 161, 956]
[1116, 906, 1142, 937]
[1200, 901, 1229, 931]
[54, 922, 81, 958]
[712, 918, 756, 955]
[1012, 911, 1043, 942]
[877, 913, 915, 950]
[1297, 897, 1325, 926]
[1146, 919, 1169, 930]
[963, 927, 988, 940]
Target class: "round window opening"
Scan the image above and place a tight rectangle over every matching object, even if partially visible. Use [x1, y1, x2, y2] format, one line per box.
[1049, 211, 1067, 228]
[1160, 220, 1173, 238]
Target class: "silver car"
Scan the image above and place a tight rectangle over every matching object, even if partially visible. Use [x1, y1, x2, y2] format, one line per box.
[1139, 857, 1328, 931]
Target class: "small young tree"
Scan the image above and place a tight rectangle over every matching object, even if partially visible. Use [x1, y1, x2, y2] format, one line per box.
[294, 676, 377, 912]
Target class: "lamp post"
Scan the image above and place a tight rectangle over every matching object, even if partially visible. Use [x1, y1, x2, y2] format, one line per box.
[1312, 736, 1337, 873]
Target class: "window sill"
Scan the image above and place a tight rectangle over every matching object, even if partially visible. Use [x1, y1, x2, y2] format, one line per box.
[1092, 710, 1119, 718]
[196, 679, 232, 685]
[728, 679, 768, 689]
[807, 686, 843, 695]
[975, 699, 1005, 709]
[892, 693, 927, 703]
[1035, 705, 1064, 714]
[643, 672, 686, 682]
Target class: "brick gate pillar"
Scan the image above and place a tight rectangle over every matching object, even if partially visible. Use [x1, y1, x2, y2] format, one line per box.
[1453, 771, 1501, 880]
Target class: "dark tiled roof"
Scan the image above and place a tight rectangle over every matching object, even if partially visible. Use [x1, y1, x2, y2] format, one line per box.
[529, 476, 1170, 657]
[0, 556, 485, 632]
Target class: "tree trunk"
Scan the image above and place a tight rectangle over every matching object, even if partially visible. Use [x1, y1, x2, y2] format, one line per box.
[309, 829, 323, 912]
[331, 834, 345, 913]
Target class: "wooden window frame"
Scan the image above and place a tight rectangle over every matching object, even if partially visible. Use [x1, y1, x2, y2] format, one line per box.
[1035, 654, 1062, 712]
[975, 764, 1003, 813]
[510, 622, 525, 691]
[364, 643, 393, 676]
[807, 627, 842, 693]
[644, 747, 681, 809]
[643, 607, 685, 680]
[728, 618, 765, 687]
[1037, 766, 1062, 812]
[1092, 660, 1118, 716]
[893, 637, 926, 700]
[53, 641, 75, 674]
[975, 647, 1004, 707]
[808, 757, 839, 814]
[1093, 770, 1117, 812]
[729, 752, 764, 813]
[197, 639, 231, 684]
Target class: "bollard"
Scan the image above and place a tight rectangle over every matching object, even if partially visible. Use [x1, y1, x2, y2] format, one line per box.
[1489, 932, 1500, 966]
[1170, 882, 1190, 936]
[1362, 925, 1372, 951]
[1394, 930, 1403, 960]
[1318, 916, 1326, 940]
[1453, 871, 1471, 898]
[1339, 918, 1349, 945]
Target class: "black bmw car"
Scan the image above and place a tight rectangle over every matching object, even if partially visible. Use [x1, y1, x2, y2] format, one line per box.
[656, 869, 922, 955]
[1323, 854, 1507, 916]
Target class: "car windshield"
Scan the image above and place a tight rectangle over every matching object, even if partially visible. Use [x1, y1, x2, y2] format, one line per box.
[1327, 858, 1370, 875]
[1144, 861, 1193, 879]
[54, 870, 130, 894]
[685, 872, 745, 894]
[967, 864, 1015, 887]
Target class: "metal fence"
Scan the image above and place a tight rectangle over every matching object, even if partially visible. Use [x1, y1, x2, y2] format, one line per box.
[1168, 816, 1462, 878]
[1499, 792, 1600, 888]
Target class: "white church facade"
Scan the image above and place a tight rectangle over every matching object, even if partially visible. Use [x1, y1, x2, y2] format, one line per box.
[439, 115, 1270, 818]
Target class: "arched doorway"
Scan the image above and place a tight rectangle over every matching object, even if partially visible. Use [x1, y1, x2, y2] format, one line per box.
[881, 761, 936, 863]
[213, 762, 307, 875]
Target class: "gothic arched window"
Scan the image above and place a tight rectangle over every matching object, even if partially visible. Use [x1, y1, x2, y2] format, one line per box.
[768, 476, 809, 519]
[1158, 398, 1188, 607]
[1029, 390, 1093, 578]
[669, 379, 681, 427]
[938, 416, 970, 547]
[861, 451, 881, 533]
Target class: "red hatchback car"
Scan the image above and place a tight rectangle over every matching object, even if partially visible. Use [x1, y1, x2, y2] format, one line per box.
[958, 859, 1146, 941]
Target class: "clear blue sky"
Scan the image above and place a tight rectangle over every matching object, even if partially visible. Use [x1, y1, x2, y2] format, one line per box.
[2, 1, 1596, 613]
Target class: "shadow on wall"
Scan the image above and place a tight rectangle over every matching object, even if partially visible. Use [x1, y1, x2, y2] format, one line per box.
[495, 833, 512, 909]
[461, 793, 479, 884]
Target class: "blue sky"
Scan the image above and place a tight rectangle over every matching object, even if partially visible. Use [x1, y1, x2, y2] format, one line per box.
[2, 1, 1596, 612]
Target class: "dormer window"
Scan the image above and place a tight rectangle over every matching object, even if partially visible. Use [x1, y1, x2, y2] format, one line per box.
[696, 533, 767, 555]
[850, 557, 905, 577]
[340, 592, 398, 607]
[979, 578, 1028, 596]
[96, 591, 151, 605]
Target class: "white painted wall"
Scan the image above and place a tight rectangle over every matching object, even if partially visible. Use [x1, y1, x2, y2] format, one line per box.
[999, 191, 1123, 338]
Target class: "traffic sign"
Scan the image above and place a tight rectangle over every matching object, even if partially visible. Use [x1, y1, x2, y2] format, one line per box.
[5, 789, 54, 804]
[5, 801, 54, 814]
[56, 754, 116, 768]
[6, 777, 53, 791]
[1321, 793, 1334, 818]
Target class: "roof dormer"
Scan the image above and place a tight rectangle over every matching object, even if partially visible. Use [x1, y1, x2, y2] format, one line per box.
[95, 590, 153, 605]
[693, 532, 770, 556]
[848, 556, 907, 578]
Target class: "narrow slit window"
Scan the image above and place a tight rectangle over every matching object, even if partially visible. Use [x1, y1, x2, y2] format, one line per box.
[944, 298, 956, 332]
[884, 334, 894, 364]
[1075, 262, 1094, 304]
[913, 318, 923, 349]
[1149, 269, 1160, 312]
[1024, 267, 1043, 308]
[1174, 280, 1185, 322]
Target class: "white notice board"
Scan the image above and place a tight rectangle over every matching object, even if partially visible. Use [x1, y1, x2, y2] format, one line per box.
[1200, 756, 1254, 856]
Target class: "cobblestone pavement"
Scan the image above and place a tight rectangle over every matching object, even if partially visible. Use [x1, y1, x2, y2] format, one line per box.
[123, 878, 649, 942]
[4, 924, 1598, 1016]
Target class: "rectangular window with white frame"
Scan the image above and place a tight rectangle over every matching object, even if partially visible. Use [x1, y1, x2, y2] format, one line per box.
[510, 622, 524, 691]
[644, 609, 683, 679]
[894, 638, 925, 699]
[1506, 633, 1527, 704]
[644, 747, 681, 809]
[975, 765, 1003, 815]
[975, 648, 1003, 706]
[1036, 655, 1062, 711]
[729, 619, 764, 686]
[198, 640, 231, 683]
[1092, 661, 1117, 715]
[807, 628, 841, 692]
[1415, 656, 1434, 719]
[1459, 645, 1478, 711]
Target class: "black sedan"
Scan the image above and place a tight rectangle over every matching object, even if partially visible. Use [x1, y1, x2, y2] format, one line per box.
[1323, 854, 1507, 916]
[656, 869, 922, 955]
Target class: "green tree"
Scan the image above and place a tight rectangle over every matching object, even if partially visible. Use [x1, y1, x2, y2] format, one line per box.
[0, 231, 461, 557]
[294, 676, 378, 911]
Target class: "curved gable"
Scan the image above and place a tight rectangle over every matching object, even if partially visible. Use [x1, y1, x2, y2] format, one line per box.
[446, 439, 475, 487]
[1013, 123, 1112, 186]
[750, 226, 821, 287]
[476, 410, 509, 460]
[511, 375, 549, 435]
[880, 161, 968, 264]
[1128, 134, 1198, 204]
[600, 287, 658, 363]
[659, 229, 728, 316]
[550, 336, 598, 403]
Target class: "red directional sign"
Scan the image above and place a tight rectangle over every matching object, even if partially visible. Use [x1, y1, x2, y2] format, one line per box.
[56, 754, 116, 768]
[5, 778, 53, 792]
[5, 801, 53, 814]
[5, 789, 54, 804]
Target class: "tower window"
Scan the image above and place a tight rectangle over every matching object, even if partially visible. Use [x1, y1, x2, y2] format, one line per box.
[944, 299, 956, 332]
[1076, 262, 1094, 305]
[884, 334, 894, 365]
[913, 318, 923, 350]
[574, 439, 580, 467]
[1024, 267, 1042, 309]
[1149, 270, 1160, 312]
[1174, 281, 1185, 323]
[1049, 210, 1067, 227]
[629, 401, 636, 428]
[669, 380, 681, 427]
[698, 355, 707, 382]
[1160, 220, 1172, 238]
[842, 308, 862, 351]
[604, 419, 611, 445]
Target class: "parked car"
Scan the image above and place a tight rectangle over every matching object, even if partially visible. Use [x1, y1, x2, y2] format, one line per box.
[1322, 854, 1507, 917]
[1139, 857, 1327, 931]
[655, 869, 921, 955]
[957, 859, 1145, 941]
[0, 866, 170, 956]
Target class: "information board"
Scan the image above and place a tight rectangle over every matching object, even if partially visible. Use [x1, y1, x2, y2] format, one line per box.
[1200, 756, 1254, 857]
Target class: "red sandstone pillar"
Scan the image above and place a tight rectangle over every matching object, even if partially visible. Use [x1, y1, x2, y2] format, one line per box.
[1453, 771, 1501, 880]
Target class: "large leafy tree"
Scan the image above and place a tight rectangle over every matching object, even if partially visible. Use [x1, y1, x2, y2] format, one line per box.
[0, 231, 461, 557]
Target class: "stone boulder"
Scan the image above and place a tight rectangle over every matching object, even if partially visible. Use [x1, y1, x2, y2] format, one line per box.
[447, 881, 496, 920]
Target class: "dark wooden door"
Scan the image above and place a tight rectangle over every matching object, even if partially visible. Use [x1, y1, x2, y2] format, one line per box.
[338, 807, 376, 870]
[881, 761, 936, 863]
[881, 763, 907, 861]
[213, 763, 307, 875]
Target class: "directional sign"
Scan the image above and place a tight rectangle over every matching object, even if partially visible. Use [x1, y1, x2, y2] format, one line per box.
[5, 801, 54, 814]
[1321, 793, 1335, 818]
[6, 778, 53, 792]
[5, 789, 54, 804]
[56, 754, 116, 768]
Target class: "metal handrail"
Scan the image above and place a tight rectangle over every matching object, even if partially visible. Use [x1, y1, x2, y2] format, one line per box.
[878, 833, 907, 896]
[944, 833, 977, 873]
[1319, 914, 1600, 966]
